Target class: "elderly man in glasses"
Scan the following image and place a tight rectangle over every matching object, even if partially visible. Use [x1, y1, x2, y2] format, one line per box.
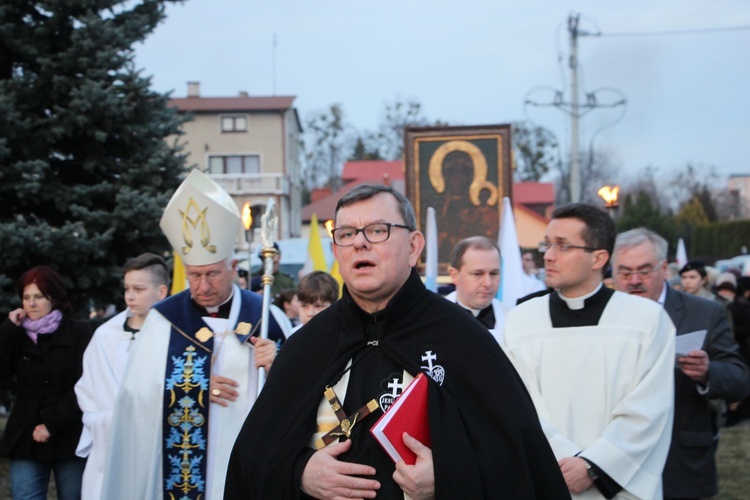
[225, 184, 569, 499]
[612, 227, 749, 500]
[502, 203, 676, 499]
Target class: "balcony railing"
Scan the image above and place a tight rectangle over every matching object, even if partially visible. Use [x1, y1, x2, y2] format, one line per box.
[209, 173, 289, 196]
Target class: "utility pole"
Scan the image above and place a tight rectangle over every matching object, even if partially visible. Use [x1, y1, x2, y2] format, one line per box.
[524, 12, 626, 204]
[569, 14, 581, 203]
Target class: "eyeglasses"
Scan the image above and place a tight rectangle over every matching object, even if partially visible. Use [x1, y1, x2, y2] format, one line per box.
[615, 261, 665, 280]
[538, 241, 598, 253]
[332, 223, 412, 247]
[187, 270, 225, 284]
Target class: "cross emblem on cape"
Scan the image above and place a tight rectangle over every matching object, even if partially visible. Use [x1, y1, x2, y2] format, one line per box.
[314, 385, 379, 450]
[387, 377, 403, 396]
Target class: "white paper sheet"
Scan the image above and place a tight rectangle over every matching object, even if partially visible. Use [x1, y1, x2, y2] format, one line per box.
[675, 329, 707, 357]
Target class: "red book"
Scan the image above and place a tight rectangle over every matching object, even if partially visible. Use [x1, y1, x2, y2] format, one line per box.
[369, 372, 431, 465]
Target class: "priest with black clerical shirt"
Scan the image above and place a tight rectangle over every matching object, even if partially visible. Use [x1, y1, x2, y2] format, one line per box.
[444, 236, 509, 345]
[503, 203, 676, 499]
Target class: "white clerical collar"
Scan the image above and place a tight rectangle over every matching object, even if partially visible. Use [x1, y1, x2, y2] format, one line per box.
[204, 289, 234, 314]
[202, 285, 242, 334]
[557, 283, 603, 310]
[455, 298, 482, 317]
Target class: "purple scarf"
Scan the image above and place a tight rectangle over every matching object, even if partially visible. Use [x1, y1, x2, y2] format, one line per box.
[22, 309, 63, 344]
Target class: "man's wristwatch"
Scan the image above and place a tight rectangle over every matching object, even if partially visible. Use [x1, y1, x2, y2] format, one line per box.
[582, 459, 599, 481]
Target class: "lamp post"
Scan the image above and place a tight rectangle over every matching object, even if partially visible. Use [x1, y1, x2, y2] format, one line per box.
[597, 185, 620, 219]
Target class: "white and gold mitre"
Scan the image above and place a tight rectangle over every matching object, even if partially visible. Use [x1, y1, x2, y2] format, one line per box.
[160, 169, 240, 266]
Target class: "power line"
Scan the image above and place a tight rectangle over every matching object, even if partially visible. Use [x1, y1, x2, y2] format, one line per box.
[590, 25, 750, 38]
[525, 15, 748, 202]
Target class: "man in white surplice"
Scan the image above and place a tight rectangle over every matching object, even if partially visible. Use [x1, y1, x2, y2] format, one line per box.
[502, 203, 675, 499]
[74, 253, 168, 499]
[101, 170, 282, 499]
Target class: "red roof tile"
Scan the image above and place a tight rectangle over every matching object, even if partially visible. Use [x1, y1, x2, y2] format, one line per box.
[301, 179, 406, 222]
[341, 161, 404, 181]
[514, 182, 555, 205]
[169, 95, 296, 113]
[301, 181, 361, 222]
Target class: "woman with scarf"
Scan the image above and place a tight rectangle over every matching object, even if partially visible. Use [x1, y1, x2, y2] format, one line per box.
[0, 266, 93, 499]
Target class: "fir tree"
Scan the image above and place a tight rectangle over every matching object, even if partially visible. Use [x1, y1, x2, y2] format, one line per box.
[0, 0, 187, 315]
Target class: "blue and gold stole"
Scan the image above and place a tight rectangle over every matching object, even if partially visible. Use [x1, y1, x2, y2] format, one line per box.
[155, 291, 263, 499]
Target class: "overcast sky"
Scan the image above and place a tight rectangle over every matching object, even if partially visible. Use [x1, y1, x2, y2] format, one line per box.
[134, 0, 750, 184]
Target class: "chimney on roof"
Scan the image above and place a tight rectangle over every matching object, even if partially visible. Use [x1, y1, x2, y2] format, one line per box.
[239, 91, 249, 97]
[187, 81, 200, 98]
[382, 173, 391, 187]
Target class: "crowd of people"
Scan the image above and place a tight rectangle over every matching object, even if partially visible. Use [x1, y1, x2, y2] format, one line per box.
[1, 174, 749, 499]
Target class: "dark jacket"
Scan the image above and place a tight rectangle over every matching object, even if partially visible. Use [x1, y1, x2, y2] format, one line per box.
[0, 314, 93, 460]
[662, 286, 750, 498]
[728, 296, 750, 362]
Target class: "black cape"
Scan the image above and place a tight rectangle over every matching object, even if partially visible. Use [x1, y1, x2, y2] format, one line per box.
[225, 269, 569, 499]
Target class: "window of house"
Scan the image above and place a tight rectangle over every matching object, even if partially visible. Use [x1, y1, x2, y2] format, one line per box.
[221, 115, 248, 132]
[208, 155, 260, 174]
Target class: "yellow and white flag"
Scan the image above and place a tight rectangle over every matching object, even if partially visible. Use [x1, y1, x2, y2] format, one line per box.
[329, 259, 344, 299]
[171, 252, 187, 295]
[300, 213, 328, 277]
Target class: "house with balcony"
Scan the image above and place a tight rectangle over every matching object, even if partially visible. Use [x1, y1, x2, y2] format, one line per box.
[169, 82, 303, 245]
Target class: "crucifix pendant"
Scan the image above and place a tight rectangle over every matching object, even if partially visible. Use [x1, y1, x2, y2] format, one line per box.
[314, 385, 379, 450]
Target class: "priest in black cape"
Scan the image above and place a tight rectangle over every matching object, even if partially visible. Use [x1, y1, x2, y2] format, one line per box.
[225, 184, 569, 499]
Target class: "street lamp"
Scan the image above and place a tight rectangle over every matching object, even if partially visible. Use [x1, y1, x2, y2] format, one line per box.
[597, 185, 620, 219]
[324, 219, 334, 238]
